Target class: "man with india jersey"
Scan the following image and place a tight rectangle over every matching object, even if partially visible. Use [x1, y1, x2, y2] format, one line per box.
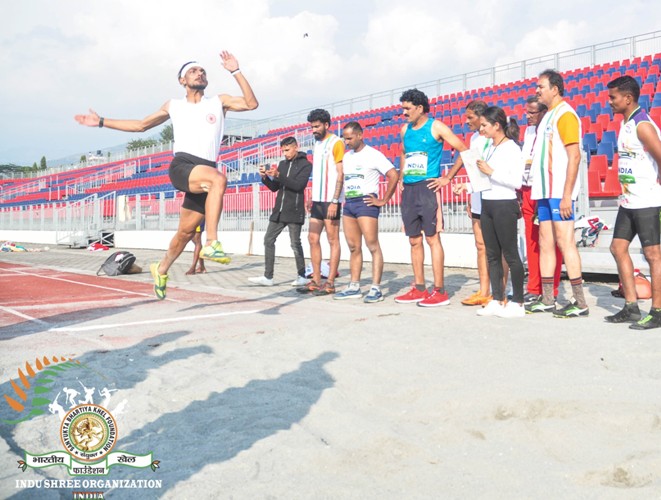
[334, 121, 398, 303]
[526, 69, 588, 318]
[395, 89, 467, 307]
[606, 75, 661, 330]
[297, 108, 344, 296]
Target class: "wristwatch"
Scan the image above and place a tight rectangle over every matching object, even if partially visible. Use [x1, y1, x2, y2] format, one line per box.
[331, 198, 339, 204]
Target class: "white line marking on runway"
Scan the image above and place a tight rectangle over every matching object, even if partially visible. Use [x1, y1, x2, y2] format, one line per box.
[4, 267, 183, 303]
[48, 309, 265, 332]
[0, 305, 49, 325]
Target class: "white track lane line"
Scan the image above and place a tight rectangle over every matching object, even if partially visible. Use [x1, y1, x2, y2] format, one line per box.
[0, 305, 49, 325]
[3, 267, 183, 303]
[49, 309, 265, 332]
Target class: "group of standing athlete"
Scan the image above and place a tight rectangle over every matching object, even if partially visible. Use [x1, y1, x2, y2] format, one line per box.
[75, 54, 661, 329]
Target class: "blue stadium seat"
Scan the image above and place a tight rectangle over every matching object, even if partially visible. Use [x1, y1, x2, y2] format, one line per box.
[652, 94, 661, 108]
[583, 132, 598, 154]
[441, 150, 454, 165]
[576, 104, 587, 117]
[597, 141, 615, 162]
[639, 95, 651, 110]
[602, 130, 617, 147]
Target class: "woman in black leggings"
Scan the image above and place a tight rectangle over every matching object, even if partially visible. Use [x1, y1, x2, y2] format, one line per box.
[456, 106, 525, 318]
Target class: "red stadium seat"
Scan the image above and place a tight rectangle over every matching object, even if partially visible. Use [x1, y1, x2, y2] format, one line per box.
[650, 107, 661, 129]
[589, 122, 603, 141]
[589, 154, 609, 181]
[602, 166, 621, 197]
[587, 168, 603, 197]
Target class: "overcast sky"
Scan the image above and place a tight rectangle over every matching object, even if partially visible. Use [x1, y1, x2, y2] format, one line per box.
[2, 0, 660, 165]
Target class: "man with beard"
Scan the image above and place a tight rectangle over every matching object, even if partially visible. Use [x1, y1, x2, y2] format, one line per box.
[75, 51, 258, 299]
[297, 109, 345, 296]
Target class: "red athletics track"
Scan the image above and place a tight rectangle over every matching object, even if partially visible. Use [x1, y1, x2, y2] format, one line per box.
[0, 262, 266, 333]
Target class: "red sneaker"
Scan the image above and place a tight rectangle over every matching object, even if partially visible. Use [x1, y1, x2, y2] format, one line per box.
[418, 289, 450, 307]
[394, 286, 429, 304]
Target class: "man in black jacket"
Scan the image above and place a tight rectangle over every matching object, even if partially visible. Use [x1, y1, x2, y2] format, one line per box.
[249, 137, 313, 286]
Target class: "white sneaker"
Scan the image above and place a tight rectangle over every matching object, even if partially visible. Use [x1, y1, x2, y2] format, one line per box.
[249, 276, 274, 286]
[496, 301, 525, 318]
[291, 276, 310, 287]
[477, 300, 505, 316]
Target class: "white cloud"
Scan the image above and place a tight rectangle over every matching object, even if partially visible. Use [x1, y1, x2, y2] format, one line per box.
[2, 0, 661, 164]
[497, 20, 590, 66]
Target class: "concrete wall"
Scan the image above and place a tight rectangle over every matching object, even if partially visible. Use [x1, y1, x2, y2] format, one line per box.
[0, 229, 479, 269]
[1, 228, 641, 275]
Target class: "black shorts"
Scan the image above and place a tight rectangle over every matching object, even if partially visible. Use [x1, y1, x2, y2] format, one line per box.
[169, 152, 216, 214]
[613, 206, 661, 247]
[310, 201, 342, 221]
[471, 212, 481, 221]
[401, 181, 439, 237]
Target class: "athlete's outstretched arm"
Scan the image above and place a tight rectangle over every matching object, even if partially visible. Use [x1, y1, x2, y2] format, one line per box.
[218, 51, 259, 113]
[74, 102, 170, 132]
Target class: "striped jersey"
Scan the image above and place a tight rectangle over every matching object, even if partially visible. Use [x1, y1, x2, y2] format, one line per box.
[530, 101, 582, 200]
[311, 134, 345, 202]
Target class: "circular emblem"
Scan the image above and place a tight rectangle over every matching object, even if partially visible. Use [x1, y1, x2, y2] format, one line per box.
[60, 405, 117, 462]
[206, 114, 217, 124]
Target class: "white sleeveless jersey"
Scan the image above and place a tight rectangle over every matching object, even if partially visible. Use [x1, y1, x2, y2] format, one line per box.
[312, 134, 344, 202]
[530, 101, 582, 200]
[169, 96, 225, 162]
[617, 107, 661, 209]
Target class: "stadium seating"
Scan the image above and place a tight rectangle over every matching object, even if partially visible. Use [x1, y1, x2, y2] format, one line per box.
[5, 52, 661, 210]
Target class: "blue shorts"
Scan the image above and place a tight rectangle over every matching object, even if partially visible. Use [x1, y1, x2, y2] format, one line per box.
[537, 198, 575, 222]
[343, 196, 380, 219]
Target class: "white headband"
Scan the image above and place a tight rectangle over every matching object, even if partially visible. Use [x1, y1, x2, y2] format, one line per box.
[178, 61, 204, 79]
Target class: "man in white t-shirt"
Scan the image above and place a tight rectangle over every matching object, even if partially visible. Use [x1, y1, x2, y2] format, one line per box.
[334, 122, 399, 303]
[75, 51, 258, 300]
[606, 75, 661, 330]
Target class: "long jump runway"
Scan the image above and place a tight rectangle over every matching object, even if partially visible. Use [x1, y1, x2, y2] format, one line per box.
[0, 261, 267, 337]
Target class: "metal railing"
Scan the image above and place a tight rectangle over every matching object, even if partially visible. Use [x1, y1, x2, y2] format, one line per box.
[16, 29, 657, 179]
[0, 142, 594, 241]
[0, 177, 474, 238]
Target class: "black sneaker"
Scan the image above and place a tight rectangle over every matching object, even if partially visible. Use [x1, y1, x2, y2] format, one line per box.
[553, 298, 589, 318]
[523, 293, 542, 305]
[630, 312, 661, 330]
[605, 304, 642, 324]
[525, 300, 556, 314]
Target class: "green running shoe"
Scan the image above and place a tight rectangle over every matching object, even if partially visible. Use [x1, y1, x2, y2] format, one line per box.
[199, 240, 231, 264]
[630, 312, 661, 330]
[150, 262, 168, 300]
[553, 298, 589, 318]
